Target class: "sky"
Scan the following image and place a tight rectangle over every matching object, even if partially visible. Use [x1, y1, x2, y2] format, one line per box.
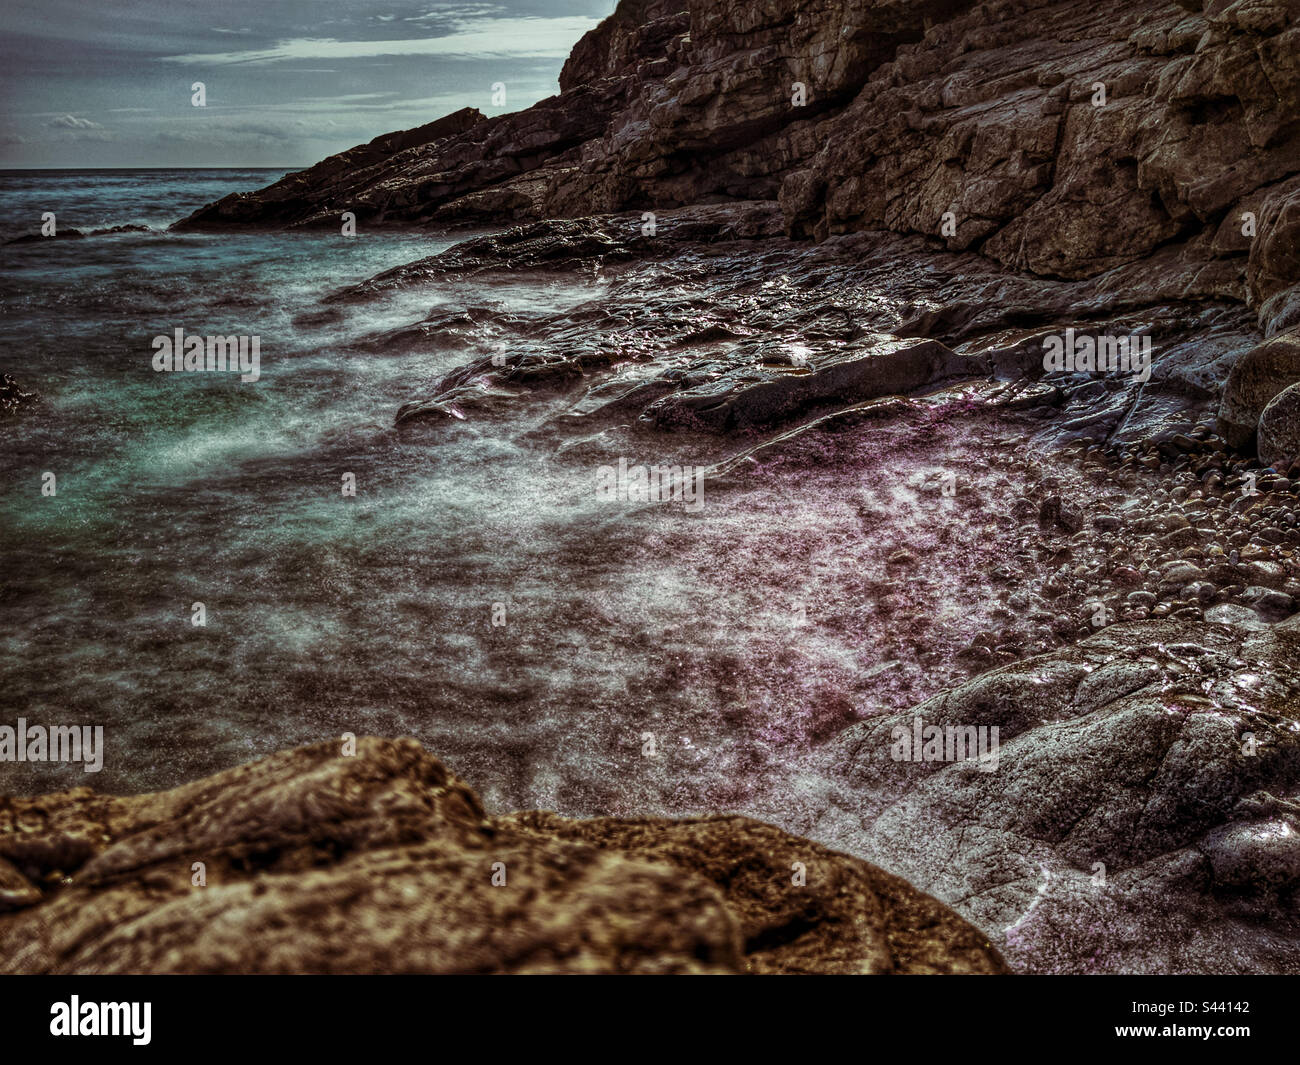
[0, 0, 615, 168]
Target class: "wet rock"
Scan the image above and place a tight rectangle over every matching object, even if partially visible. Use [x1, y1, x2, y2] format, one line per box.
[0, 375, 37, 417]
[801, 618, 1300, 973]
[330, 204, 782, 301]
[0, 738, 1005, 974]
[1205, 603, 1268, 628]
[4, 228, 86, 244]
[1161, 560, 1205, 585]
[1258, 381, 1300, 469]
[1217, 329, 1300, 448]
[645, 334, 982, 432]
[5, 223, 150, 245]
[1242, 585, 1295, 618]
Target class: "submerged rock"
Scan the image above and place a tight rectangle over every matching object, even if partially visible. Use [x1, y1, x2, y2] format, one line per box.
[0, 738, 1005, 974]
[4, 224, 150, 245]
[0, 374, 37, 416]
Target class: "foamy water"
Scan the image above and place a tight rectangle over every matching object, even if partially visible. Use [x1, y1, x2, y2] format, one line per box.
[0, 170, 1055, 830]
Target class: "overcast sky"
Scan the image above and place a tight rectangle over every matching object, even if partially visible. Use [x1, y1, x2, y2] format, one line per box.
[0, 0, 613, 168]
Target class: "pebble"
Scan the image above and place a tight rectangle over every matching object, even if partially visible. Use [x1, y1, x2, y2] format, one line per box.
[1112, 566, 1144, 585]
[1162, 561, 1205, 584]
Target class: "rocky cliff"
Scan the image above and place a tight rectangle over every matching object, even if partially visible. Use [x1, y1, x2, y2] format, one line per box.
[176, 0, 1300, 326]
[175, 0, 1300, 452]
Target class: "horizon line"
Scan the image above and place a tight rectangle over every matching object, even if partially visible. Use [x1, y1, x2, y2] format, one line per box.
[0, 165, 305, 171]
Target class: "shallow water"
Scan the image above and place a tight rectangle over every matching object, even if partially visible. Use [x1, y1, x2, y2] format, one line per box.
[0, 170, 1077, 825]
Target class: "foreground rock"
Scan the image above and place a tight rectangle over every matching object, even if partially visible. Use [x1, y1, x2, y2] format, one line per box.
[0, 738, 1005, 974]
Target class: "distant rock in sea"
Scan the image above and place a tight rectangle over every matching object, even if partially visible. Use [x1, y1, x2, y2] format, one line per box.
[0, 374, 38, 416]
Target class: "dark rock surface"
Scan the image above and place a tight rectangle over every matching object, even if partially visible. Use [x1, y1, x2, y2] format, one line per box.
[0, 738, 1005, 974]
[4, 223, 150, 245]
[1218, 327, 1300, 447]
[1259, 379, 1300, 466]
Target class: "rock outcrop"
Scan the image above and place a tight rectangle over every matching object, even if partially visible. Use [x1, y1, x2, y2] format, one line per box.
[173, 0, 1300, 463]
[0, 738, 1005, 974]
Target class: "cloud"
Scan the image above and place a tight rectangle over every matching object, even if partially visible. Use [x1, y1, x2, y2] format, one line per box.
[46, 114, 103, 130]
[40, 114, 114, 141]
[158, 16, 599, 65]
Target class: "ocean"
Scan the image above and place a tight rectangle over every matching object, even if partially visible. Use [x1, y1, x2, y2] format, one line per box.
[0, 168, 637, 806]
[0, 169, 1010, 823]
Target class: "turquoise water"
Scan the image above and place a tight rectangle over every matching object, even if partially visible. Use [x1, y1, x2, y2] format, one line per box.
[0, 170, 637, 801]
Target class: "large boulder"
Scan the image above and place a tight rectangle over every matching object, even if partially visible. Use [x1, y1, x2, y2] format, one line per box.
[1216, 328, 1300, 447]
[0, 737, 1005, 974]
[1258, 380, 1300, 467]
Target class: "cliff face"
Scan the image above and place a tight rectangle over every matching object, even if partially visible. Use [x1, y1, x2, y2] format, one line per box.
[0, 739, 1005, 974]
[176, 0, 1300, 328]
[547, 0, 979, 213]
[559, 0, 690, 92]
[784, 0, 1300, 305]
